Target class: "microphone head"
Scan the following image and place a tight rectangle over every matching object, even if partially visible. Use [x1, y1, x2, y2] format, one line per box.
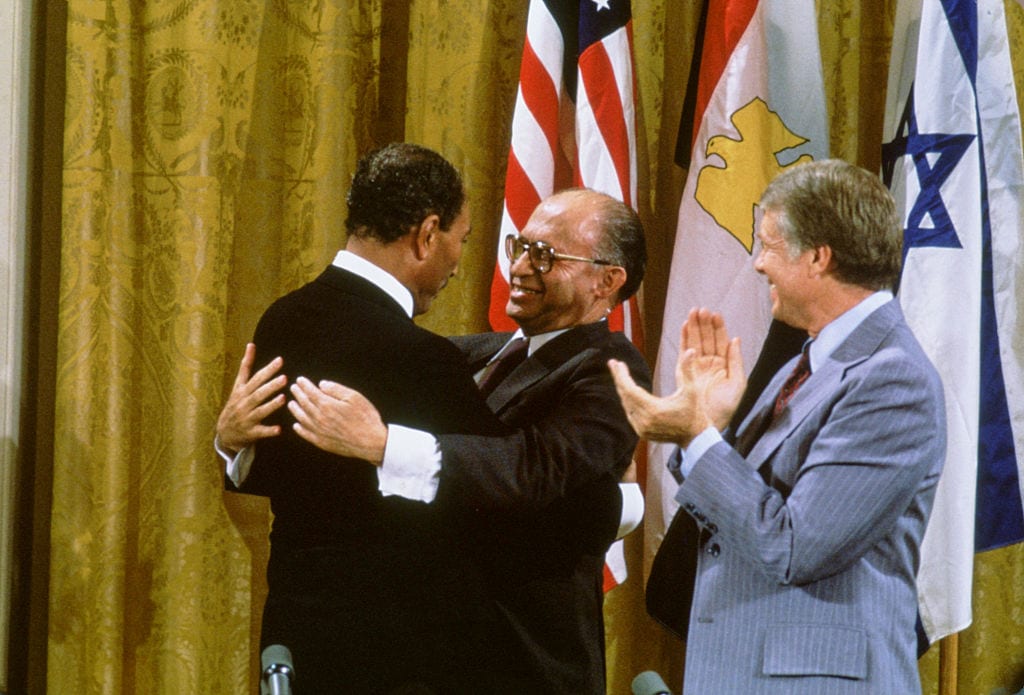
[261, 644, 294, 675]
[631, 670, 672, 695]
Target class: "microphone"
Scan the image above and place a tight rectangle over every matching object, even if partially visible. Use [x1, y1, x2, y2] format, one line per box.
[631, 670, 673, 695]
[261, 645, 294, 695]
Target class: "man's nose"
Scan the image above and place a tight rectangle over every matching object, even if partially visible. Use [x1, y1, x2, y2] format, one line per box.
[510, 248, 533, 274]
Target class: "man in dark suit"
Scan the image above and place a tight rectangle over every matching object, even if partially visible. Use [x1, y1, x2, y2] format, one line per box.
[220, 188, 651, 693]
[217, 142, 517, 693]
[608, 160, 946, 693]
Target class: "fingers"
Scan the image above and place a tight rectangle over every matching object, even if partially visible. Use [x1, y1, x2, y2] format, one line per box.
[609, 359, 657, 433]
[674, 346, 697, 385]
[681, 308, 729, 358]
[287, 380, 324, 442]
[248, 423, 282, 439]
[251, 393, 287, 422]
[696, 308, 718, 356]
[710, 312, 728, 356]
[250, 357, 285, 395]
[680, 309, 699, 354]
[288, 377, 323, 418]
[291, 420, 323, 449]
[229, 344, 283, 396]
[234, 343, 257, 386]
[726, 336, 744, 377]
[317, 380, 359, 402]
[608, 358, 641, 400]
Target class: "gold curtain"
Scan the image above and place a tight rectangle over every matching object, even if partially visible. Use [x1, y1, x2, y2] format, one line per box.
[43, 0, 1024, 693]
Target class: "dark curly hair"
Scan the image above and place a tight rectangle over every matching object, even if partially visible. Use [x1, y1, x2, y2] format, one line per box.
[346, 143, 466, 243]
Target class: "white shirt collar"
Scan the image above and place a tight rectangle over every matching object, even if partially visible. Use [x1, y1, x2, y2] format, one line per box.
[500, 317, 608, 359]
[809, 290, 893, 371]
[332, 249, 415, 318]
[503, 327, 571, 358]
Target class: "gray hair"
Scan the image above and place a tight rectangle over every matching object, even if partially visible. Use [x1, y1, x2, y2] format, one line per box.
[759, 159, 902, 291]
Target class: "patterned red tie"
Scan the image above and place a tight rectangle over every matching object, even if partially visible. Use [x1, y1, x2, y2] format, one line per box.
[477, 337, 529, 396]
[772, 347, 812, 418]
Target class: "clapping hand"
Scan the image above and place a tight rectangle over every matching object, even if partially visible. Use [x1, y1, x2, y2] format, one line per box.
[608, 308, 746, 447]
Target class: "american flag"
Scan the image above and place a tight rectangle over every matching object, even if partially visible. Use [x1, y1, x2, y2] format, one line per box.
[490, 0, 642, 591]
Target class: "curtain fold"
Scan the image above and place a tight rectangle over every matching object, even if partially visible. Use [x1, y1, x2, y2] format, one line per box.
[42, 0, 1024, 692]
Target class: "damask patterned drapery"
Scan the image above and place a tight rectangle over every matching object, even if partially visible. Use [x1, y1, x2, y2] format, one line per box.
[41, 0, 1024, 693]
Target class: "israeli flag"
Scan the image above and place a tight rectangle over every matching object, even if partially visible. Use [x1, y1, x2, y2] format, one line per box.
[882, 0, 1024, 644]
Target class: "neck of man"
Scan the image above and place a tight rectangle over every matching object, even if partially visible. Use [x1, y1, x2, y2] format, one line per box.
[804, 281, 877, 338]
[345, 235, 417, 292]
[519, 301, 614, 338]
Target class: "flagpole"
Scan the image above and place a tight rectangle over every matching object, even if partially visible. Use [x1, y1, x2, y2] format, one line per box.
[938, 633, 958, 695]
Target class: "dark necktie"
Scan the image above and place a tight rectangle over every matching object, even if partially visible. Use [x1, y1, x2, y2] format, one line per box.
[477, 337, 529, 396]
[772, 346, 812, 418]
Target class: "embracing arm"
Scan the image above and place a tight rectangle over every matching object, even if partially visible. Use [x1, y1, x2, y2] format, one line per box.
[285, 339, 650, 510]
[434, 342, 651, 511]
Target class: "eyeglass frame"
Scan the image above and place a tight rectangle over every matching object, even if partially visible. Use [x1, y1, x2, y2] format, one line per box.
[504, 234, 614, 274]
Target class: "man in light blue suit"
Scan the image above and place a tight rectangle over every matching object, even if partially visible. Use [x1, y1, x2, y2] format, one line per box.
[610, 159, 946, 693]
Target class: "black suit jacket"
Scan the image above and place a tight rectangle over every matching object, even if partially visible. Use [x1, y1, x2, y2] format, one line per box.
[439, 321, 652, 695]
[238, 265, 508, 694]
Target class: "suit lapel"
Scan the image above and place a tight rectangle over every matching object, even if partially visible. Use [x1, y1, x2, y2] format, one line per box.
[740, 301, 903, 471]
[485, 322, 610, 413]
[450, 332, 514, 373]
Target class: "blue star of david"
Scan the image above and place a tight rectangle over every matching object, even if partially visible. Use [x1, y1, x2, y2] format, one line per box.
[881, 84, 975, 263]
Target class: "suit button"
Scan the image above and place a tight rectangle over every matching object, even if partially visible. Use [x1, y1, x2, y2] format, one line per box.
[706, 543, 721, 557]
[684, 502, 697, 513]
[706, 523, 718, 534]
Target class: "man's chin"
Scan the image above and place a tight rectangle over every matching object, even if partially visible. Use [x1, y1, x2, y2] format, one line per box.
[413, 296, 434, 316]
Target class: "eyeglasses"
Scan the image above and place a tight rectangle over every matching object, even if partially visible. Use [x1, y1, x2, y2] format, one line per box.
[504, 235, 613, 274]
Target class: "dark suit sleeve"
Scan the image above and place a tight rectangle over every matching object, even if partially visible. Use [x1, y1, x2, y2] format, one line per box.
[236, 280, 508, 501]
[435, 339, 651, 511]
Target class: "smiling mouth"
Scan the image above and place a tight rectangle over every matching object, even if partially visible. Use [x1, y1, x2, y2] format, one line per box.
[511, 282, 542, 297]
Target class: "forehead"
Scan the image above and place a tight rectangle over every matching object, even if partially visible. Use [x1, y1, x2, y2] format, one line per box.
[523, 196, 598, 249]
[757, 209, 785, 241]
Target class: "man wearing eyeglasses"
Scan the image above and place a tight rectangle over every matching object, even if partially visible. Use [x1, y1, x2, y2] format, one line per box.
[219, 187, 651, 693]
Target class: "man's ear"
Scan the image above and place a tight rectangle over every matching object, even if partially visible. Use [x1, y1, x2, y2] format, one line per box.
[595, 266, 627, 301]
[412, 214, 441, 260]
[808, 244, 833, 277]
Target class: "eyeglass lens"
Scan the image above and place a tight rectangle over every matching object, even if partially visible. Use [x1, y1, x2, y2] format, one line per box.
[506, 235, 553, 273]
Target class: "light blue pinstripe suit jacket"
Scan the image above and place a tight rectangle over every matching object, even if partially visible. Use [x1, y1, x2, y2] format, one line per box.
[675, 299, 945, 694]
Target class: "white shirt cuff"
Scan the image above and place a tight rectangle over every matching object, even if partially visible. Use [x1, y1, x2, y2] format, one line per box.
[216, 435, 254, 488]
[377, 424, 441, 503]
[617, 482, 644, 539]
[679, 426, 722, 478]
